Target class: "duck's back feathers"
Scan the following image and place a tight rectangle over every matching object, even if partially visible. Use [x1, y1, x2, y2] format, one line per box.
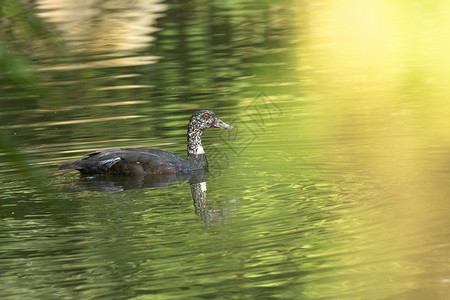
[60, 148, 188, 175]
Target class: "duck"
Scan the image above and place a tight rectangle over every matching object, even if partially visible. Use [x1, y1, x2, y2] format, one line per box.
[59, 110, 233, 175]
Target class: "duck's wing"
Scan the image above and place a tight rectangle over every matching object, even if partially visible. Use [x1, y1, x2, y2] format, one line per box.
[60, 148, 188, 175]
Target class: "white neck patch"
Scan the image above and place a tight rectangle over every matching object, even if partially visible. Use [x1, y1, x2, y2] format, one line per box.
[200, 181, 207, 192]
[195, 145, 205, 155]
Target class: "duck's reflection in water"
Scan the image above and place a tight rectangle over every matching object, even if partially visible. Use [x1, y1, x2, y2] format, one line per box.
[61, 170, 235, 223]
[66, 172, 191, 191]
[189, 170, 236, 223]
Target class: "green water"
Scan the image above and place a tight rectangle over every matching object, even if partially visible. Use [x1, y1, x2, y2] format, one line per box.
[1, 1, 450, 299]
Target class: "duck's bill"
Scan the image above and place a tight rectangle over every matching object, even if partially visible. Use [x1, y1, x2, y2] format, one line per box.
[214, 118, 233, 129]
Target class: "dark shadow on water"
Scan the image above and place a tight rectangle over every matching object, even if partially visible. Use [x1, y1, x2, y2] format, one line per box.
[65, 172, 193, 191]
[61, 170, 236, 223]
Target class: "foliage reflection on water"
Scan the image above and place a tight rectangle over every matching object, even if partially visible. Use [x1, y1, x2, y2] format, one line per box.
[1, 0, 450, 299]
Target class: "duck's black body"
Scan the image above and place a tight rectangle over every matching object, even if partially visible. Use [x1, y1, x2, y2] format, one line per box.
[61, 148, 189, 175]
[60, 110, 233, 175]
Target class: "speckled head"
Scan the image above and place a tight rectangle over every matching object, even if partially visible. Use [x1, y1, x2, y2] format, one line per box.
[188, 110, 233, 131]
[186, 110, 233, 162]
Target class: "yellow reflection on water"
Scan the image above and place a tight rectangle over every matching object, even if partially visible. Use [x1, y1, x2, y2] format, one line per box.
[0, 115, 144, 129]
[297, 1, 450, 298]
[36, 0, 166, 69]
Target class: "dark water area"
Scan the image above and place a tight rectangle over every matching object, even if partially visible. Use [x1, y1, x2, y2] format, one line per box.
[1, 1, 450, 299]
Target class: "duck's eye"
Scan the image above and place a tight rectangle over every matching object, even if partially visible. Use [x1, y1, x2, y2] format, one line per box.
[203, 113, 209, 119]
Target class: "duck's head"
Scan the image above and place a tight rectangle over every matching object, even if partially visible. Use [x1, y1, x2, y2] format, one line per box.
[189, 110, 233, 131]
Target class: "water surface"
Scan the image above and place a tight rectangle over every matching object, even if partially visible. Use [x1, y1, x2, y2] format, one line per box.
[1, 1, 449, 299]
